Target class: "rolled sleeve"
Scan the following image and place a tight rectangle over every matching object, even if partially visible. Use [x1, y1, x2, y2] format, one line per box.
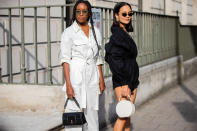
[96, 55, 104, 65]
[95, 28, 104, 66]
[60, 30, 72, 65]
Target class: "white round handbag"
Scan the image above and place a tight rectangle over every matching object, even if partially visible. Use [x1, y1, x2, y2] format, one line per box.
[116, 95, 135, 118]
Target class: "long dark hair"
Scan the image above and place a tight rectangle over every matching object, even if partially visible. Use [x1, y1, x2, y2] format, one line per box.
[112, 2, 133, 32]
[72, 0, 99, 49]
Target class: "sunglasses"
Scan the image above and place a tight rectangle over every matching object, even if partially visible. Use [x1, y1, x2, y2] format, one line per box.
[76, 10, 88, 15]
[121, 12, 134, 17]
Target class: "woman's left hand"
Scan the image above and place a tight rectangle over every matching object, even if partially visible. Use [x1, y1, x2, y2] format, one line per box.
[99, 78, 106, 95]
[97, 65, 106, 95]
[121, 85, 131, 100]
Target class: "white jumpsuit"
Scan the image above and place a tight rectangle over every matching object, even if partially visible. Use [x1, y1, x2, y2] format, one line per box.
[60, 21, 103, 131]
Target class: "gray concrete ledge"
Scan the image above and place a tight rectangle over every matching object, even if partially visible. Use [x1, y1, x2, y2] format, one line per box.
[183, 57, 197, 79]
[0, 84, 64, 113]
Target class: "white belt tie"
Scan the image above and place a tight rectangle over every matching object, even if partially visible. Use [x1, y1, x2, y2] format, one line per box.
[72, 57, 96, 109]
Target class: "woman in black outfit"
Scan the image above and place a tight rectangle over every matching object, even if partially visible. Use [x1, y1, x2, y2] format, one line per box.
[105, 2, 139, 131]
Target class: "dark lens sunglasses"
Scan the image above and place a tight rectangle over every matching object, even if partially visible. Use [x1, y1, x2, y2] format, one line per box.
[76, 10, 88, 15]
[122, 12, 134, 17]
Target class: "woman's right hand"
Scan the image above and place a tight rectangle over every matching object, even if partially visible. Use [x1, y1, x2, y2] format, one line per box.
[62, 62, 74, 99]
[66, 85, 75, 99]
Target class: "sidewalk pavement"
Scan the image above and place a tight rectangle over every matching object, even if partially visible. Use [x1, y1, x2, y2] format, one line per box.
[102, 74, 197, 131]
[0, 112, 62, 131]
[0, 74, 197, 131]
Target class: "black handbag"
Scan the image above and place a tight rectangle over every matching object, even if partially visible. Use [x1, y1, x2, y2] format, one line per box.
[62, 97, 86, 126]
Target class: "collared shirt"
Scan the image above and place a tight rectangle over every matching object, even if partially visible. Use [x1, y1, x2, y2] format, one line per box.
[60, 20, 103, 66]
[60, 21, 103, 110]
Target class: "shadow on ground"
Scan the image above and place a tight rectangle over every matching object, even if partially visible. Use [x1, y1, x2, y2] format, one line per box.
[173, 84, 197, 124]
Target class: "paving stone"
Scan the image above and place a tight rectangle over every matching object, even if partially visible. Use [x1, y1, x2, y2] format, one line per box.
[184, 126, 197, 131]
[155, 124, 185, 131]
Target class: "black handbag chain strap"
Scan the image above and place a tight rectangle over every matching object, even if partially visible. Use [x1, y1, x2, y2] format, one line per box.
[64, 97, 81, 110]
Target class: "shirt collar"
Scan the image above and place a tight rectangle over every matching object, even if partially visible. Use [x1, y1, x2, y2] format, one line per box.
[72, 20, 92, 33]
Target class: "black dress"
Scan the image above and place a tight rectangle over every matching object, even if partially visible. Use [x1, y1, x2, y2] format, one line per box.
[105, 26, 139, 91]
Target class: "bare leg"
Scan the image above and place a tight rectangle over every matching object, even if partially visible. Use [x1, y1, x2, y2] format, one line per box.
[131, 88, 137, 103]
[123, 118, 130, 131]
[124, 88, 137, 131]
[114, 118, 128, 131]
[113, 86, 127, 131]
[114, 87, 137, 131]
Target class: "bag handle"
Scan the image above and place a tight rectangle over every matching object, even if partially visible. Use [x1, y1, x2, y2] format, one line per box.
[64, 97, 81, 110]
[119, 95, 132, 102]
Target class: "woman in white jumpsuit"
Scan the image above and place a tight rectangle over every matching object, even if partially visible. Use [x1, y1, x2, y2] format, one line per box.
[60, 1, 105, 131]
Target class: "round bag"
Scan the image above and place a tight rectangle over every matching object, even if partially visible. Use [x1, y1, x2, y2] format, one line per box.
[116, 95, 135, 118]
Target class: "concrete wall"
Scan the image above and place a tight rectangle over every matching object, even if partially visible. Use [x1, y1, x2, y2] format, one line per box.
[1, 0, 196, 25]
[183, 57, 197, 79]
[0, 0, 65, 7]
[140, 0, 196, 25]
[95, 0, 197, 25]
[1, 56, 197, 128]
[89, 0, 139, 10]
[194, 0, 197, 25]
[0, 84, 64, 112]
